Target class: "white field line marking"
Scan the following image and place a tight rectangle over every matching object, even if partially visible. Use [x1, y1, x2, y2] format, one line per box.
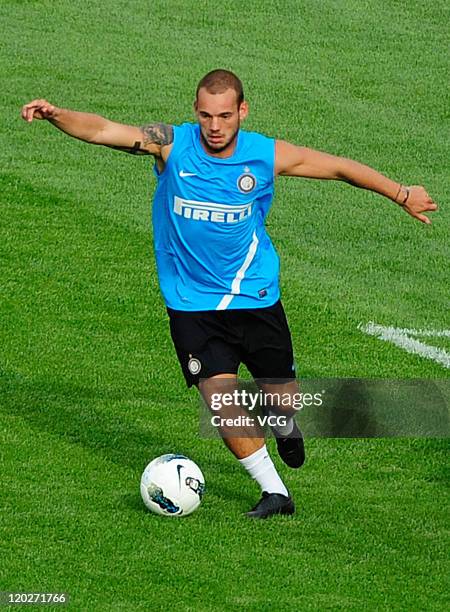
[359, 322, 450, 369]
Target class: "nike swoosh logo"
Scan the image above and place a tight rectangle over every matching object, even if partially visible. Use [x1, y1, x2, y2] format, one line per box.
[176, 464, 183, 489]
[179, 170, 197, 178]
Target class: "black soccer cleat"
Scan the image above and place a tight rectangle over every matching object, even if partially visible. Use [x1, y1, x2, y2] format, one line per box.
[246, 491, 295, 519]
[275, 420, 305, 468]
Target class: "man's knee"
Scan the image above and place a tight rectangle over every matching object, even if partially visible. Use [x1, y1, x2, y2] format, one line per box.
[198, 373, 237, 408]
[258, 380, 301, 416]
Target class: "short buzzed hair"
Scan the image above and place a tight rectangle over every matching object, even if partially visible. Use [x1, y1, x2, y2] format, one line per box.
[196, 69, 244, 106]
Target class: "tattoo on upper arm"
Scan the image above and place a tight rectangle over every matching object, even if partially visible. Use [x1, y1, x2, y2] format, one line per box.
[140, 123, 174, 147]
[107, 124, 173, 156]
[109, 141, 150, 155]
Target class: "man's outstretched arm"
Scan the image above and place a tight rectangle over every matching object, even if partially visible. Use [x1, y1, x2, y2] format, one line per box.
[20, 99, 173, 158]
[275, 140, 438, 224]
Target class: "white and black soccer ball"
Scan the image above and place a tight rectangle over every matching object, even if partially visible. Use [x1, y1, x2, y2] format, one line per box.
[140, 454, 205, 517]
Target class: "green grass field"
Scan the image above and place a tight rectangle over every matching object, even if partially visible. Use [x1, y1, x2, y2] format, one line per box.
[1, 1, 449, 609]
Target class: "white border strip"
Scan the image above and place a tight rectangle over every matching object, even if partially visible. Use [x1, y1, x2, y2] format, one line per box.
[216, 231, 259, 310]
[359, 322, 450, 369]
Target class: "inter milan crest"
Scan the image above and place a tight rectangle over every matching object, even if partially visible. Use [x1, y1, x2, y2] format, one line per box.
[188, 357, 202, 375]
[237, 168, 257, 194]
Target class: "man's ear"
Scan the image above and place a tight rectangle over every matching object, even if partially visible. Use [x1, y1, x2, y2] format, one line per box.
[239, 100, 249, 121]
[193, 100, 198, 113]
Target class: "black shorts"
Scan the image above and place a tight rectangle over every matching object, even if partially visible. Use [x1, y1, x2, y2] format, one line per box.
[167, 300, 296, 387]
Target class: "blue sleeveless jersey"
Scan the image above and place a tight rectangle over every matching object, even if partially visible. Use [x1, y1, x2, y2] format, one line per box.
[152, 123, 280, 311]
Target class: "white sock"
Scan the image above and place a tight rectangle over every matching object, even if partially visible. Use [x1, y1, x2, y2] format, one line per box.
[238, 445, 289, 497]
[270, 412, 294, 437]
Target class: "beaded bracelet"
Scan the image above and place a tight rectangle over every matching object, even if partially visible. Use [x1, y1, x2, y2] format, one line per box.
[400, 187, 410, 206]
[395, 184, 410, 206]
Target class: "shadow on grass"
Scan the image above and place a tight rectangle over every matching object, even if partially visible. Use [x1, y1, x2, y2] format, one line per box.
[0, 366, 253, 506]
[0, 367, 166, 467]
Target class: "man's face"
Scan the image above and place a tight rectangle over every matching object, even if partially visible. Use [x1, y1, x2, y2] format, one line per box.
[195, 87, 248, 157]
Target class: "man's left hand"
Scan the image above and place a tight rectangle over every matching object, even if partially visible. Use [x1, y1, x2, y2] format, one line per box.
[399, 185, 438, 224]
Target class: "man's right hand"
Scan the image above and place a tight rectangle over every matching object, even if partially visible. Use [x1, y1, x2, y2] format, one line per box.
[21, 99, 59, 122]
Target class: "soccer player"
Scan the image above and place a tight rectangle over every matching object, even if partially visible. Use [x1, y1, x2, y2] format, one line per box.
[21, 69, 437, 518]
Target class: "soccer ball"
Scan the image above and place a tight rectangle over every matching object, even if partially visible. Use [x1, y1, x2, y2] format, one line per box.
[140, 454, 205, 517]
